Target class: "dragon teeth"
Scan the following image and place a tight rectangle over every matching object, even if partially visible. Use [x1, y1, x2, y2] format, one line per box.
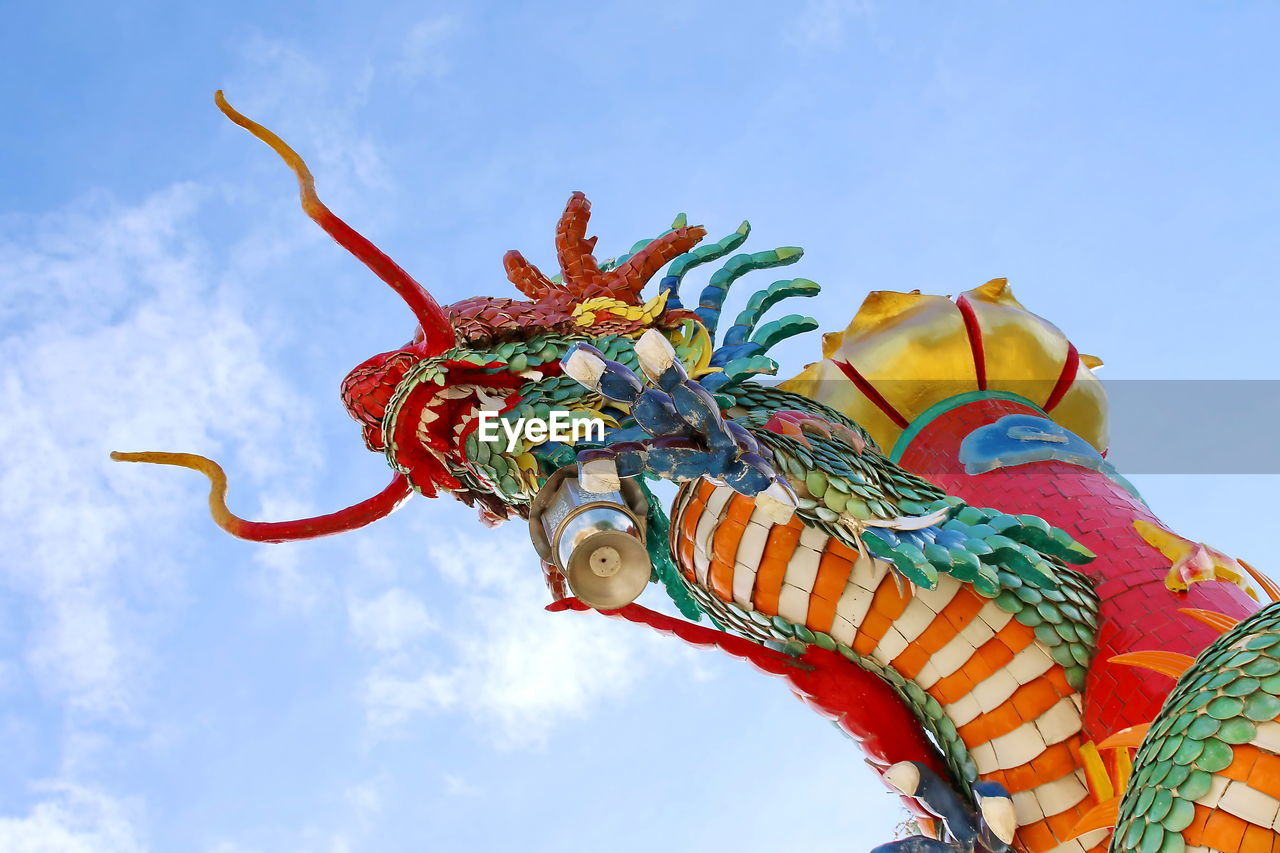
[453, 409, 473, 437]
[439, 384, 474, 400]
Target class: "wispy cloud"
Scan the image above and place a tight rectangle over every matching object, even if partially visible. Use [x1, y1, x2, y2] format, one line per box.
[251, 543, 332, 615]
[348, 587, 435, 653]
[229, 35, 389, 200]
[441, 773, 479, 797]
[348, 523, 680, 748]
[0, 75, 340, 844]
[345, 776, 387, 828]
[0, 783, 144, 853]
[785, 0, 873, 49]
[397, 15, 462, 81]
[361, 659, 459, 732]
[0, 184, 310, 719]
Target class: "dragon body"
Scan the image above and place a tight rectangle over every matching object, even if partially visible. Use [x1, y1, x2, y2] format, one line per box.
[114, 94, 1280, 853]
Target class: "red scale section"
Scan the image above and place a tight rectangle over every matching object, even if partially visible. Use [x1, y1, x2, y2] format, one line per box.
[896, 398, 1260, 742]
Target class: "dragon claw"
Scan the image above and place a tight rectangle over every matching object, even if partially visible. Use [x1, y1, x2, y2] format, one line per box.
[634, 328, 680, 385]
[872, 762, 1014, 853]
[562, 344, 608, 392]
[559, 336, 794, 500]
[975, 785, 1017, 847]
[753, 479, 798, 524]
[883, 760, 923, 796]
[579, 456, 621, 494]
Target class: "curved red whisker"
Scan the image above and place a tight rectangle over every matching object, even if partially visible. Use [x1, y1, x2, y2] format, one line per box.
[215, 91, 455, 355]
[110, 452, 413, 542]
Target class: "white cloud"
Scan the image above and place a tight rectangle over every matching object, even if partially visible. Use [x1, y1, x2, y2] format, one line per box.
[4, 32, 487, 853]
[344, 776, 386, 828]
[440, 581, 639, 747]
[230, 36, 388, 201]
[347, 588, 435, 652]
[0, 184, 311, 719]
[441, 773, 479, 797]
[209, 831, 354, 853]
[785, 0, 873, 49]
[351, 524, 679, 748]
[252, 545, 326, 615]
[398, 16, 462, 81]
[362, 665, 459, 732]
[0, 784, 144, 853]
[0, 126, 329, 850]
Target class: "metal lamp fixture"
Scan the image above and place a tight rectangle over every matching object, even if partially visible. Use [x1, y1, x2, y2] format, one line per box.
[528, 466, 652, 610]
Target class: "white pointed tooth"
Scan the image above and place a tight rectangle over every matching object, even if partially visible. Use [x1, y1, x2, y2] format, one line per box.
[518, 370, 543, 380]
[440, 384, 472, 400]
[881, 762, 920, 797]
[419, 407, 439, 424]
[458, 404, 481, 432]
[978, 794, 1017, 845]
[476, 388, 505, 410]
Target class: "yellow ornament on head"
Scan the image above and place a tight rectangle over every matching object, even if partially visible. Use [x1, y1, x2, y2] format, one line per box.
[780, 279, 1109, 457]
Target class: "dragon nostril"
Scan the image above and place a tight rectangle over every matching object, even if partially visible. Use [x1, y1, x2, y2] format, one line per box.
[341, 348, 425, 449]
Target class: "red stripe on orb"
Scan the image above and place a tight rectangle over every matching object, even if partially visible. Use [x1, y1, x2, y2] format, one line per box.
[956, 294, 987, 390]
[1043, 344, 1081, 412]
[832, 359, 910, 429]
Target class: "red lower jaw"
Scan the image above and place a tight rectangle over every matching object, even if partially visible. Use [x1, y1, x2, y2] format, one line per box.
[389, 413, 457, 497]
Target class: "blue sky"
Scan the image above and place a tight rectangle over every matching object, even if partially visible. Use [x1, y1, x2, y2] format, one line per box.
[3, 2, 1280, 850]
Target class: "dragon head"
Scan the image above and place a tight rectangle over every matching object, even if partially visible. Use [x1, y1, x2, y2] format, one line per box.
[113, 93, 722, 538]
[340, 188, 716, 525]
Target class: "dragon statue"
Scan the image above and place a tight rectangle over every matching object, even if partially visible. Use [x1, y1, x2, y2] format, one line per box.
[113, 93, 1280, 853]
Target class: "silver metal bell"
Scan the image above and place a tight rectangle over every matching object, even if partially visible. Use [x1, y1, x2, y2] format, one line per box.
[528, 465, 652, 610]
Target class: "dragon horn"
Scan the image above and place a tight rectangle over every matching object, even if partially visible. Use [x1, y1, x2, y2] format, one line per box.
[214, 90, 455, 355]
[606, 224, 707, 301]
[111, 452, 413, 542]
[554, 192, 605, 290]
[502, 249, 556, 299]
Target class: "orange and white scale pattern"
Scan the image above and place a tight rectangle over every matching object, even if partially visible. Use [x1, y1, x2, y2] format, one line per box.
[670, 480, 1109, 853]
[1184, 734, 1280, 852]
